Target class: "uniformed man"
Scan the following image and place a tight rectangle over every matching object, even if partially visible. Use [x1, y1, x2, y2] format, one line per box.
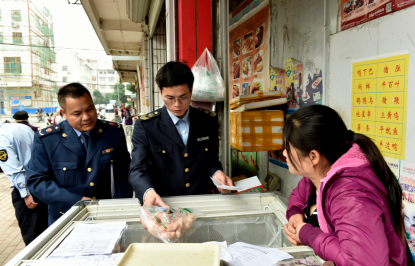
[27, 83, 133, 225]
[0, 121, 48, 245]
[129, 61, 233, 207]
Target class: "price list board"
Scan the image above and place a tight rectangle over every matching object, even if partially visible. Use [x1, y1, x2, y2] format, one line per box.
[351, 53, 409, 160]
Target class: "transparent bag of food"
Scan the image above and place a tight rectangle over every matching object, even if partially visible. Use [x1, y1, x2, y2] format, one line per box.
[139, 205, 201, 243]
[191, 48, 225, 102]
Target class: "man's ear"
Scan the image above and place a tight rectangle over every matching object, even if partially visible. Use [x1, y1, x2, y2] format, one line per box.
[61, 108, 67, 119]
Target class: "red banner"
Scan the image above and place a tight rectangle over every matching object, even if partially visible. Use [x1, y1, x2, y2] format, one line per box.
[341, 0, 392, 31]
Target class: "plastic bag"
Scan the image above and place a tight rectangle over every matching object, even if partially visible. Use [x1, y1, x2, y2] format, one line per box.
[139, 205, 201, 243]
[191, 48, 225, 102]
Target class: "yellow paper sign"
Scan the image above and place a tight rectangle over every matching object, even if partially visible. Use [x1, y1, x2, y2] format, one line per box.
[351, 53, 409, 160]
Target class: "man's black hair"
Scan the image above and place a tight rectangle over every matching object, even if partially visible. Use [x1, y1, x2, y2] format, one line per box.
[58, 82, 92, 109]
[155, 61, 194, 92]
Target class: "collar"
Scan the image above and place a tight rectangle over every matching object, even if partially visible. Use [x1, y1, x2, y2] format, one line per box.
[72, 127, 91, 138]
[167, 108, 190, 125]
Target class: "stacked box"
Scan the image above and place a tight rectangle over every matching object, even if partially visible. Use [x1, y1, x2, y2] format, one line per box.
[231, 110, 283, 152]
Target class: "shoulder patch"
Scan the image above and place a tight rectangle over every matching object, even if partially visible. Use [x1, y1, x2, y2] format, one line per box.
[38, 126, 61, 137]
[139, 110, 161, 121]
[102, 120, 121, 129]
[198, 108, 217, 117]
[0, 149, 8, 162]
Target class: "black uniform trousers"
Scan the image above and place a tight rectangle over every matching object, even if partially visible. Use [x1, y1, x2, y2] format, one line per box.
[11, 188, 48, 245]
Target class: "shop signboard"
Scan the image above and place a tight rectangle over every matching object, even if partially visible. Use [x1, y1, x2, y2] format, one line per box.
[393, 0, 415, 11]
[351, 51, 409, 160]
[11, 97, 19, 105]
[341, 0, 392, 31]
[229, 0, 270, 100]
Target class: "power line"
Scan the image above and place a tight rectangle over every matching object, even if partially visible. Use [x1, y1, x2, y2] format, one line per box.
[0, 42, 106, 52]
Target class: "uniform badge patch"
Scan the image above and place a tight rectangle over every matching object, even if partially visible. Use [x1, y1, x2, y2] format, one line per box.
[102, 148, 114, 154]
[110, 122, 114, 125]
[0, 149, 8, 162]
[46, 128, 52, 132]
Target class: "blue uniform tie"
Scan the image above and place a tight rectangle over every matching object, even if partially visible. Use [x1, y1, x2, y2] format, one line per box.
[80, 133, 89, 152]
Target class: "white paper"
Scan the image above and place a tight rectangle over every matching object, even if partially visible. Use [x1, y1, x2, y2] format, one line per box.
[211, 177, 242, 190]
[225, 257, 245, 266]
[204, 241, 233, 262]
[32, 254, 124, 266]
[228, 242, 293, 266]
[234, 176, 262, 192]
[49, 222, 127, 258]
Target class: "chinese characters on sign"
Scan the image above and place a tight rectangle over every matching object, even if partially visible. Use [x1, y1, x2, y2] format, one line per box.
[351, 53, 409, 160]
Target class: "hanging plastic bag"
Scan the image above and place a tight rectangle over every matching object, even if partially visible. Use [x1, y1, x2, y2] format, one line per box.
[191, 48, 225, 102]
[139, 205, 201, 243]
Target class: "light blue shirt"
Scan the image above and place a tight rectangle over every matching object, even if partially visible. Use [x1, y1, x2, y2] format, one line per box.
[167, 108, 190, 146]
[72, 128, 91, 144]
[0, 122, 34, 197]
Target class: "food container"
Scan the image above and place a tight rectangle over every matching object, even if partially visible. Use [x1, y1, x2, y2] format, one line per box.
[117, 243, 220, 266]
[231, 110, 283, 152]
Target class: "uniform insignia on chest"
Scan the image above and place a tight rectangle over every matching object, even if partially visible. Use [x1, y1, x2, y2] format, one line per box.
[197, 136, 209, 141]
[0, 149, 8, 162]
[102, 148, 114, 154]
[46, 128, 52, 132]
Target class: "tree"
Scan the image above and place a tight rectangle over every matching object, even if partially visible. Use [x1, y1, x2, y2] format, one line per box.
[111, 83, 128, 104]
[103, 93, 112, 104]
[126, 83, 136, 94]
[93, 90, 105, 104]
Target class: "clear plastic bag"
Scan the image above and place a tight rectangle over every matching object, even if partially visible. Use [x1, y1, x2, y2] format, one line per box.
[139, 205, 201, 243]
[191, 48, 225, 102]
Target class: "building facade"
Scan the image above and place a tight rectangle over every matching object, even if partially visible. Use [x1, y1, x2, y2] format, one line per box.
[56, 52, 94, 93]
[0, 0, 58, 112]
[95, 57, 119, 94]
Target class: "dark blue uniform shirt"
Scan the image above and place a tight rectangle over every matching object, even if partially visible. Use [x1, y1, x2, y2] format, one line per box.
[27, 119, 133, 225]
[129, 106, 223, 203]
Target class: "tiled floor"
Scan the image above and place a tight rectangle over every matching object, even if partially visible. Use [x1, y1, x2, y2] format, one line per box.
[0, 173, 25, 266]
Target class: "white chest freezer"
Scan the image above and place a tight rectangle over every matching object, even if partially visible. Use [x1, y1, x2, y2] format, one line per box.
[5, 192, 323, 265]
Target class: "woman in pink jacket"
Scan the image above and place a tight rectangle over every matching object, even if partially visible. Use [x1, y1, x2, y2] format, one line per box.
[283, 105, 407, 266]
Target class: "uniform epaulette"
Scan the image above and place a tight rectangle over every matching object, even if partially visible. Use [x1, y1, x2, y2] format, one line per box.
[198, 108, 217, 117]
[38, 125, 61, 137]
[139, 110, 161, 121]
[101, 120, 122, 128]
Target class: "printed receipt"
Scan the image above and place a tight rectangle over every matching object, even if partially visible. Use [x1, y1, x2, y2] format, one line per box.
[228, 242, 293, 266]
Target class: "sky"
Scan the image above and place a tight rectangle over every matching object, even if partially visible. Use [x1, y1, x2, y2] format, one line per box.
[45, 0, 109, 59]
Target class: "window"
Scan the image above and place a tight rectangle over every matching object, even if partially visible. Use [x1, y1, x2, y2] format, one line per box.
[0, 32, 2, 43]
[63, 77, 68, 82]
[11, 11, 21, 22]
[99, 71, 104, 74]
[107, 70, 114, 74]
[4, 57, 22, 74]
[100, 85, 106, 90]
[99, 77, 106, 83]
[12, 32, 22, 44]
[62, 66, 67, 71]
[108, 77, 115, 83]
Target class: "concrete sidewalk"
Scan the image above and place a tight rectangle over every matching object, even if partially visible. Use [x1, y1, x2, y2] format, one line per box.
[0, 174, 25, 266]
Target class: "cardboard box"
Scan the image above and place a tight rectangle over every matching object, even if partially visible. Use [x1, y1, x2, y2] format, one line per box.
[234, 176, 264, 193]
[231, 110, 284, 152]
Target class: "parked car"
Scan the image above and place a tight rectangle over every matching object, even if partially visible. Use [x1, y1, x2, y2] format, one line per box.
[105, 104, 114, 113]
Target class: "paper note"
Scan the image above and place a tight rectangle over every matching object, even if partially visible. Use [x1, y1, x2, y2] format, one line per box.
[49, 222, 127, 258]
[211, 177, 242, 190]
[32, 254, 124, 266]
[228, 242, 293, 266]
[204, 241, 233, 262]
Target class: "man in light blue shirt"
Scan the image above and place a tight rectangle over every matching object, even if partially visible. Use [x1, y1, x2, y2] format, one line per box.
[167, 108, 190, 146]
[0, 121, 48, 245]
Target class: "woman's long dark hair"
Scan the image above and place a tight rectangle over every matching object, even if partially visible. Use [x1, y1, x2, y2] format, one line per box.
[283, 105, 404, 240]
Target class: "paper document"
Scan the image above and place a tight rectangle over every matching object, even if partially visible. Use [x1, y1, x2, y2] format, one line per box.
[49, 222, 127, 258]
[224, 257, 245, 266]
[204, 241, 233, 262]
[228, 242, 293, 266]
[32, 254, 124, 266]
[211, 177, 242, 190]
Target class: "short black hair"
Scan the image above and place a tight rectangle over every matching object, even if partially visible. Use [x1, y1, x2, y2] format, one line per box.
[155, 61, 194, 92]
[58, 82, 92, 109]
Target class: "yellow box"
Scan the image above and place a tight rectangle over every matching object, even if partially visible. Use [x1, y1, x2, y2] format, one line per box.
[230, 110, 284, 152]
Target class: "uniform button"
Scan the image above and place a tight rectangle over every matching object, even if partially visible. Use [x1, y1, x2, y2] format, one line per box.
[183, 131, 186, 134]
[162, 150, 166, 154]
[63, 167, 67, 171]
[90, 182, 94, 187]
[186, 183, 190, 188]
[185, 168, 189, 172]
[92, 196, 96, 201]
[205, 148, 208, 151]
[87, 168, 92, 172]
[111, 160, 114, 163]
[184, 153, 188, 157]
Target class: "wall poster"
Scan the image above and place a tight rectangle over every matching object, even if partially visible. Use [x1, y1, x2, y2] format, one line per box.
[351, 52, 409, 160]
[341, 0, 392, 31]
[229, 0, 269, 100]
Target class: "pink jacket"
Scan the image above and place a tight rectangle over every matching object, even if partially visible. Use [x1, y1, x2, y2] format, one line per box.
[286, 143, 406, 265]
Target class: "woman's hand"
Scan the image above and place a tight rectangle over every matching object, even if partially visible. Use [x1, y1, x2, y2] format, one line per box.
[284, 218, 306, 246]
[286, 214, 304, 235]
